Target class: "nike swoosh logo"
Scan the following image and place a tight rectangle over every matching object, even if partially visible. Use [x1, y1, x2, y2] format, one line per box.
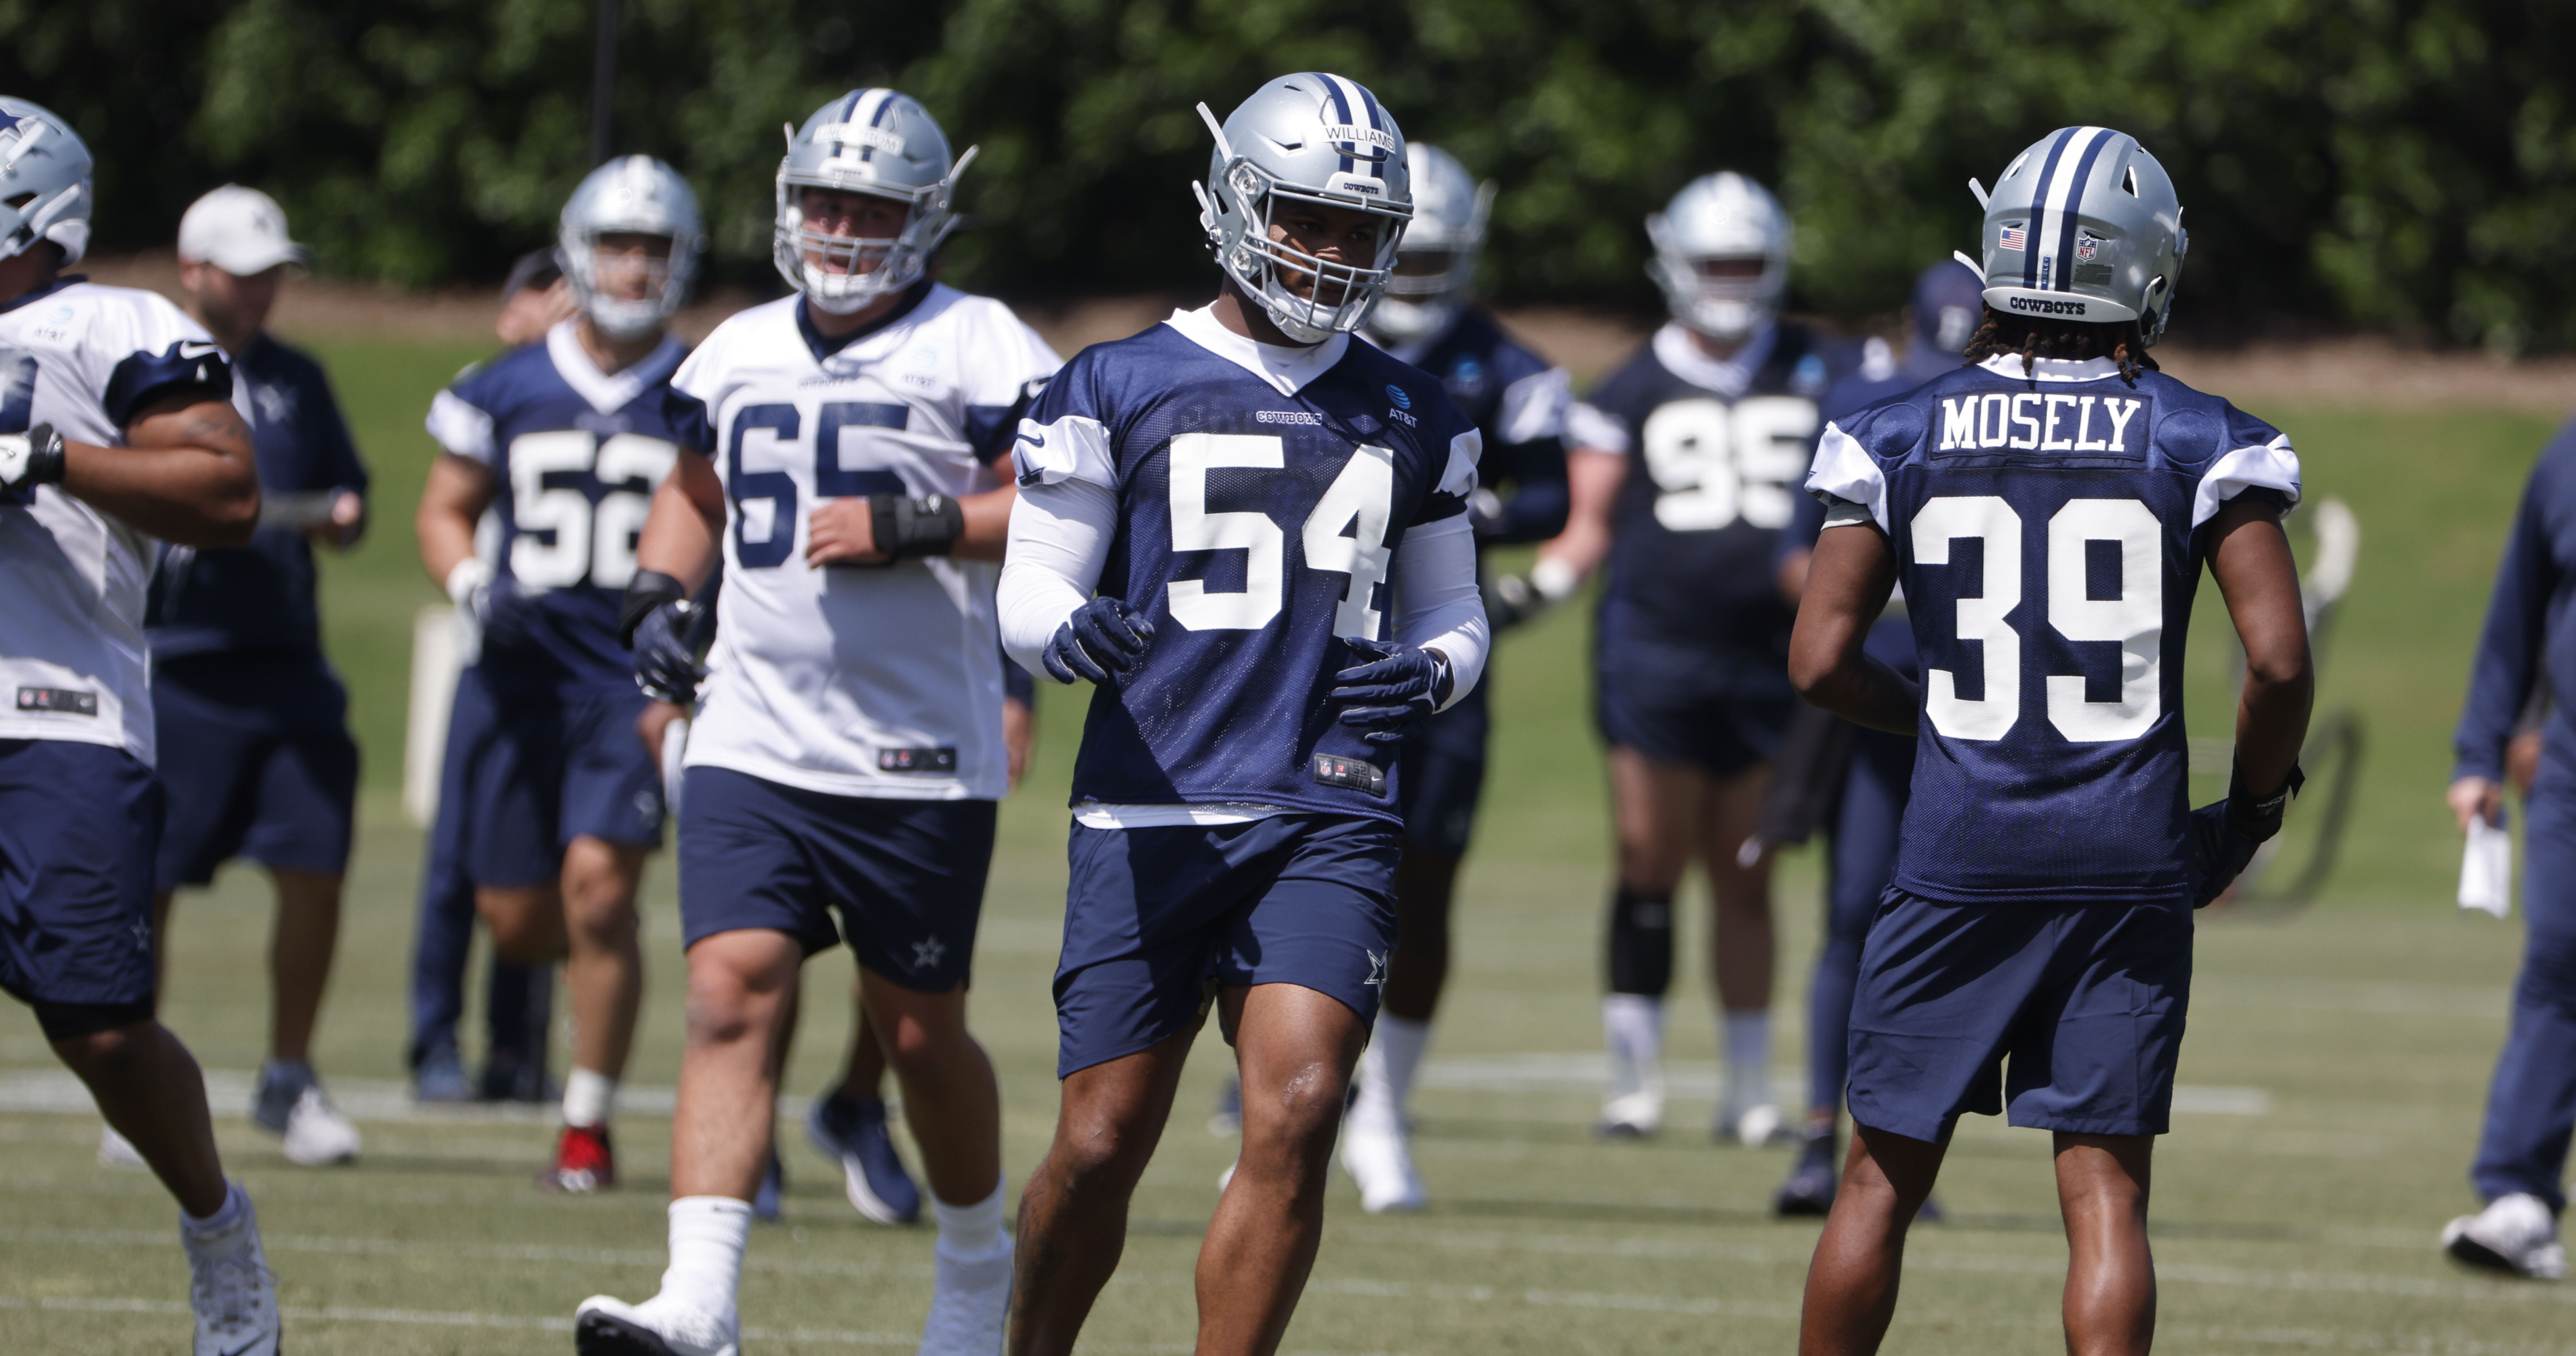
[218, 1336, 268, 1356]
[178, 341, 220, 361]
[1016, 431, 1045, 447]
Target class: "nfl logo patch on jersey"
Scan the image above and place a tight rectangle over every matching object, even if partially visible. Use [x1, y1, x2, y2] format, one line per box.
[1312, 753, 1388, 797]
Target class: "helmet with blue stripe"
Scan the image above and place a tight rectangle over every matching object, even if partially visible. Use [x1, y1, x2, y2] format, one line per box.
[559, 155, 704, 340]
[1647, 173, 1790, 342]
[1194, 73, 1414, 345]
[773, 89, 975, 315]
[1973, 126, 2187, 346]
[1369, 142, 1493, 347]
[0, 98, 92, 266]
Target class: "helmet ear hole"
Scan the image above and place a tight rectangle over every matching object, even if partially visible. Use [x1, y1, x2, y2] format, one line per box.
[2124, 165, 2141, 197]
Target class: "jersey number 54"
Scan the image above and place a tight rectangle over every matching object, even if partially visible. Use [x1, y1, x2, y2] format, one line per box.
[1167, 431, 1398, 641]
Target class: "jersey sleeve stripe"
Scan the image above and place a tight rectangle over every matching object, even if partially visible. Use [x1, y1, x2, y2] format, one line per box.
[1497, 367, 1571, 447]
[1805, 421, 1890, 533]
[102, 342, 233, 428]
[424, 388, 497, 463]
[1012, 413, 1116, 490]
[2190, 434, 2302, 527]
[1565, 400, 1629, 456]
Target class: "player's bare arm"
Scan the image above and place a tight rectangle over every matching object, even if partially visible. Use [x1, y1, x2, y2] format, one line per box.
[2207, 496, 2314, 797]
[75, 393, 261, 546]
[1788, 518, 1917, 736]
[634, 444, 725, 591]
[414, 452, 494, 585]
[1536, 444, 1624, 584]
[806, 481, 1019, 567]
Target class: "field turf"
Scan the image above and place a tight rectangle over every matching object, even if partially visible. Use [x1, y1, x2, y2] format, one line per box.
[0, 334, 2565, 1353]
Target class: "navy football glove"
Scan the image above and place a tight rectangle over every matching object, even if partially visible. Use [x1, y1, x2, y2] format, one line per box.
[631, 599, 706, 704]
[0, 421, 65, 492]
[1330, 637, 1455, 745]
[2190, 763, 2306, 907]
[1044, 596, 1154, 685]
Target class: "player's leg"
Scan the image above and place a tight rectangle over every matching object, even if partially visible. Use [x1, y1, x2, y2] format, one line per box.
[1199, 982, 1371, 1355]
[558, 834, 649, 1139]
[807, 986, 925, 1224]
[1796, 1122, 1948, 1356]
[1699, 758, 1780, 1143]
[1781, 753, 1901, 1212]
[408, 663, 491, 1098]
[1599, 744, 1704, 1136]
[1011, 1033, 1199, 1356]
[2054, 1133, 2156, 1356]
[239, 696, 365, 1164]
[1340, 842, 1455, 1211]
[862, 970, 1012, 1350]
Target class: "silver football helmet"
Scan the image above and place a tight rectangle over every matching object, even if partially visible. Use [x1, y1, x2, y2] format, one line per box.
[0, 98, 92, 266]
[559, 156, 704, 341]
[1971, 126, 2187, 345]
[1196, 73, 1413, 344]
[1369, 143, 1493, 346]
[773, 89, 975, 315]
[1647, 173, 1789, 342]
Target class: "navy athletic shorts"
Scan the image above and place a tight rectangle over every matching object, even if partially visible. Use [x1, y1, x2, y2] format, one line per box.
[1398, 680, 1488, 858]
[1053, 812, 1401, 1078]
[452, 666, 664, 889]
[1847, 889, 2193, 1142]
[675, 765, 995, 992]
[153, 652, 359, 890]
[1594, 662, 1793, 780]
[0, 739, 163, 1018]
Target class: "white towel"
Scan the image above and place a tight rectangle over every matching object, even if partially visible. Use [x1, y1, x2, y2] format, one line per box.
[2461, 811, 2514, 919]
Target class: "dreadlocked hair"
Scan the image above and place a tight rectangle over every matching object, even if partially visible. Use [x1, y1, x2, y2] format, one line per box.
[1960, 306, 2159, 386]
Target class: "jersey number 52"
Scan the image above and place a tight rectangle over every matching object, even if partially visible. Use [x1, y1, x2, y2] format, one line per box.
[1166, 432, 1396, 640]
[1915, 495, 2162, 744]
[506, 431, 678, 590]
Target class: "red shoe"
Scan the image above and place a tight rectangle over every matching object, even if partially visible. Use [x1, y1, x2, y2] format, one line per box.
[540, 1123, 616, 1193]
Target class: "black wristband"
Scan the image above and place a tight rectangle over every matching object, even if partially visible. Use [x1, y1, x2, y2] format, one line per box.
[2226, 763, 2306, 842]
[619, 569, 688, 647]
[24, 422, 62, 487]
[867, 493, 967, 559]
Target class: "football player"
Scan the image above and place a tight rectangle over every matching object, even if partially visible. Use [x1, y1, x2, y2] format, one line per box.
[416, 155, 706, 1191]
[1790, 127, 2310, 1353]
[1335, 142, 1569, 1212]
[1521, 172, 1855, 1142]
[1769, 259, 1980, 1215]
[144, 185, 369, 1168]
[573, 90, 1059, 1356]
[997, 74, 1487, 1355]
[0, 99, 281, 1355]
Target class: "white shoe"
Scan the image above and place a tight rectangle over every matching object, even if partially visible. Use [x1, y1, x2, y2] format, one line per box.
[1340, 1117, 1428, 1213]
[279, 1087, 361, 1166]
[2442, 1193, 2567, 1280]
[1727, 1102, 1787, 1149]
[1596, 1089, 1664, 1138]
[98, 1123, 144, 1169]
[185, 1186, 279, 1356]
[574, 1293, 741, 1356]
[918, 1237, 1013, 1356]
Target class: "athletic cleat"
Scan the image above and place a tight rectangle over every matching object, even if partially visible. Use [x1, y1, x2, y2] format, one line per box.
[918, 1236, 1013, 1356]
[1208, 1073, 1243, 1136]
[1594, 1089, 1664, 1139]
[1775, 1156, 1836, 1216]
[256, 1061, 361, 1165]
[2442, 1193, 2567, 1281]
[98, 1123, 144, 1169]
[184, 1187, 279, 1356]
[411, 1041, 472, 1103]
[479, 1047, 557, 1104]
[1727, 1102, 1787, 1149]
[805, 1087, 921, 1225]
[1339, 1116, 1428, 1213]
[752, 1150, 784, 1223]
[574, 1294, 740, 1356]
[541, 1123, 617, 1193]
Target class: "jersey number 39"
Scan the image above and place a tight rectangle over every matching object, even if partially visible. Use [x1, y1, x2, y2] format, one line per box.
[1914, 495, 2162, 744]
[1166, 432, 1396, 639]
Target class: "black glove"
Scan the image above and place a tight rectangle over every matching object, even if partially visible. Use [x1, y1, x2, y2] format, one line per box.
[632, 599, 706, 704]
[1330, 637, 1454, 745]
[619, 570, 688, 648]
[1044, 596, 1154, 685]
[1481, 571, 1546, 634]
[2190, 763, 2306, 907]
[0, 421, 64, 493]
[865, 493, 967, 561]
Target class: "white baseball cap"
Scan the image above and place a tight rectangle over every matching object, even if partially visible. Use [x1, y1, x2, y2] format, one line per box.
[177, 185, 313, 275]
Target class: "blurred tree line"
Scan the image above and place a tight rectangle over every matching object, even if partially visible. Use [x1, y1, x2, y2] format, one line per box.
[9, 0, 2573, 349]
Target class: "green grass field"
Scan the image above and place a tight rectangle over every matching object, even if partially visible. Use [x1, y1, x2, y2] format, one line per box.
[0, 332, 2566, 1353]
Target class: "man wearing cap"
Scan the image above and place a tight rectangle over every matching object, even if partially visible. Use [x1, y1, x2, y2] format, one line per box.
[144, 184, 368, 1165]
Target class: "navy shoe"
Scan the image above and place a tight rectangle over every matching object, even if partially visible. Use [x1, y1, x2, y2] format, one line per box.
[412, 1042, 472, 1104]
[805, 1086, 921, 1225]
[753, 1149, 784, 1223]
[1775, 1124, 1838, 1216]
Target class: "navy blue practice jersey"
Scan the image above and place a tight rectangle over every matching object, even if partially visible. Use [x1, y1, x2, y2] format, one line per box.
[1808, 355, 2301, 904]
[1393, 309, 1569, 546]
[1578, 321, 1855, 689]
[425, 323, 691, 694]
[1015, 308, 1481, 824]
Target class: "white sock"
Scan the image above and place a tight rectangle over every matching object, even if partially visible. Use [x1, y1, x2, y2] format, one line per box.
[932, 1182, 1008, 1256]
[660, 1197, 752, 1321]
[1602, 995, 1665, 1100]
[1723, 1009, 1773, 1112]
[1352, 1016, 1432, 1132]
[563, 1066, 616, 1129]
[182, 1180, 247, 1237]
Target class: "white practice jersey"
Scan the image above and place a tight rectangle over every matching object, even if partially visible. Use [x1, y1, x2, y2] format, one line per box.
[0, 280, 240, 764]
[670, 285, 1060, 799]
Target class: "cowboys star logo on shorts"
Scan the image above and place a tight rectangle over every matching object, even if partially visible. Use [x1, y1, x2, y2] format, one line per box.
[1363, 950, 1389, 989]
[910, 935, 948, 972]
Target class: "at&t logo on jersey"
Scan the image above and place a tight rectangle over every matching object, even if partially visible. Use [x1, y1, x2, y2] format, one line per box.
[1938, 393, 2146, 455]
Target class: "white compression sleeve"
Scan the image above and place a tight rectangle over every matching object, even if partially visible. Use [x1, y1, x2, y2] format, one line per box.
[997, 477, 1119, 681]
[1390, 514, 1489, 711]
